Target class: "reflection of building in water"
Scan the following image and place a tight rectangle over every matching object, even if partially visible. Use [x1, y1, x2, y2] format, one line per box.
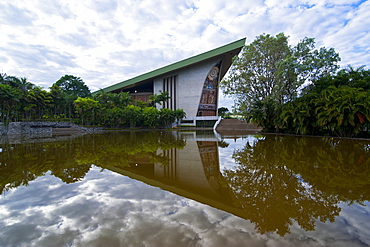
[105, 131, 238, 214]
[198, 141, 220, 191]
[154, 135, 223, 199]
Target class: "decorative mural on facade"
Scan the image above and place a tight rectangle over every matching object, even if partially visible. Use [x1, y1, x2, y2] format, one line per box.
[197, 61, 222, 116]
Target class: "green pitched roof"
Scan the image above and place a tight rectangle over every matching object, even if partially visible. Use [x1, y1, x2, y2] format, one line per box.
[95, 37, 246, 93]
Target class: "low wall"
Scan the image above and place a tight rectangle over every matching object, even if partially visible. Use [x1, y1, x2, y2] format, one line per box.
[2, 122, 98, 136]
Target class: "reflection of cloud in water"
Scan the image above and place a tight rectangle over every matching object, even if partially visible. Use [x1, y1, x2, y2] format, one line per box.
[0, 166, 369, 247]
[218, 136, 260, 171]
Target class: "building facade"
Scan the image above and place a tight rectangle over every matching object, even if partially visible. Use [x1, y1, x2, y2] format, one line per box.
[95, 38, 246, 127]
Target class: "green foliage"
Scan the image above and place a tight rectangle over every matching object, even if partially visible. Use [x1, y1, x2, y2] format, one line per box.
[93, 90, 132, 108]
[90, 91, 184, 128]
[0, 73, 184, 129]
[54, 75, 91, 98]
[314, 86, 370, 137]
[218, 107, 229, 118]
[221, 33, 293, 108]
[0, 73, 93, 123]
[291, 37, 340, 84]
[124, 105, 143, 128]
[104, 107, 126, 127]
[53, 75, 91, 118]
[221, 33, 340, 131]
[49, 84, 66, 116]
[0, 84, 22, 123]
[221, 32, 370, 138]
[303, 65, 370, 94]
[279, 93, 318, 135]
[74, 97, 100, 125]
[279, 66, 370, 137]
[174, 109, 186, 122]
[247, 98, 279, 132]
[26, 86, 53, 119]
[142, 107, 159, 128]
[159, 108, 176, 128]
[148, 90, 171, 108]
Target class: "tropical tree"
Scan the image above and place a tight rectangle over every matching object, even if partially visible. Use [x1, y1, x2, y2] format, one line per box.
[49, 84, 66, 117]
[124, 105, 143, 128]
[0, 84, 22, 123]
[279, 93, 319, 135]
[0, 75, 21, 88]
[280, 65, 370, 136]
[74, 97, 100, 125]
[148, 91, 170, 108]
[159, 108, 176, 128]
[53, 75, 91, 117]
[247, 99, 279, 132]
[142, 107, 159, 128]
[174, 109, 186, 123]
[303, 65, 370, 94]
[0, 72, 7, 83]
[103, 107, 126, 127]
[314, 86, 370, 137]
[18, 77, 34, 92]
[17, 78, 35, 119]
[0, 74, 36, 121]
[54, 75, 91, 97]
[94, 91, 132, 108]
[26, 86, 53, 119]
[221, 33, 340, 131]
[218, 107, 229, 116]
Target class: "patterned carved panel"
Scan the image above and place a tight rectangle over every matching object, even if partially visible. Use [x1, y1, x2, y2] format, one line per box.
[197, 61, 221, 116]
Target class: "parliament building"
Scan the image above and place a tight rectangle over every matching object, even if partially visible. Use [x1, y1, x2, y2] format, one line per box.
[96, 38, 245, 128]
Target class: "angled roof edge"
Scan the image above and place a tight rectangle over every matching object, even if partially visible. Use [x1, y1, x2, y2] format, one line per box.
[94, 37, 246, 93]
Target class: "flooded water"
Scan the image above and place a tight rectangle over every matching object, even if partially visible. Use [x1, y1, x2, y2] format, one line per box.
[1, 130, 370, 247]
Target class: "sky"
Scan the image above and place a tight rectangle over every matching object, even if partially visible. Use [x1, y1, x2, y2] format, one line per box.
[1, 0, 370, 107]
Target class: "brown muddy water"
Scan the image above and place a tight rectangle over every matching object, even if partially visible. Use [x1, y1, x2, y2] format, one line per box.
[0, 130, 370, 246]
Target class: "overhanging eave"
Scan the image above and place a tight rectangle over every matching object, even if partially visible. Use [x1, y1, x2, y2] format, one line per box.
[93, 38, 246, 94]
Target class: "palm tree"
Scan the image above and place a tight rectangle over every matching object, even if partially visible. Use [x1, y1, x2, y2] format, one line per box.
[26, 87, 54, 119]
[49, 84, 66, 116]
[0, 84, 22, 123]
[148, 91, 170, 108]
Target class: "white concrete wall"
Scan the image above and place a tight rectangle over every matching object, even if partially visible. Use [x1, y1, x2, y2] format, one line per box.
[153, 57, 222, 118]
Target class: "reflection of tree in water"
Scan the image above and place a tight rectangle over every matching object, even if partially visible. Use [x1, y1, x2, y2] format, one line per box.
[0, 141, 92, 193]
[0, 131, 186, 194]
[75, 131, 186, 169]
[222, 135, 370, 236]
[280, 137, 370, 204]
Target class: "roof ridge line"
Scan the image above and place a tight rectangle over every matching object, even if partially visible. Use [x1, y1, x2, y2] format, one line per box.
[94, 37, 246, 94]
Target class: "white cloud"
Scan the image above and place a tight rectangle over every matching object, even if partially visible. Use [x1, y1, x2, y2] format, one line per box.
[0, 0, 369, 106]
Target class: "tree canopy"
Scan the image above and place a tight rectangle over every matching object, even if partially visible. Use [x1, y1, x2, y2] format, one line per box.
[0, 73, 186, 129]
[54, 75, 91, 98]
[220, 33, 341, 132]
[280, 66, 370, 137]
